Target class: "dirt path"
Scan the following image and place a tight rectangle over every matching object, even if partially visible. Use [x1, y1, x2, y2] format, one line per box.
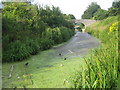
[55, 31, 100, 57]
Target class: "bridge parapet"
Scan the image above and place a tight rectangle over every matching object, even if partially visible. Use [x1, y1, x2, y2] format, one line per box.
[72, 19, 96, 27]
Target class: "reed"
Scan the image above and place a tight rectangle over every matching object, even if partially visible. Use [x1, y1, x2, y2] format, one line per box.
[73, 16, 119, 88]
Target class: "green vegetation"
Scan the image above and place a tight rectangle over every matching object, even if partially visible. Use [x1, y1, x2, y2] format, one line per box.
[68, 14, 76, 19]
[2, 2, 74, 62]
[74, 23, 85, 32]
[2, 1, 119, 89]
[82, 2, 101, 19]
[108, 0, 120, 16]
[82, 1, 120, 20]
[2, 49, 85, 88]
[93, 9, 109, 20]
[79, 23, 85, 30]
[73, 16, 119, 88]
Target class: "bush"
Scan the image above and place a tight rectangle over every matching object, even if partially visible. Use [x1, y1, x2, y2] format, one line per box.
[43, 27, 63, 44]
[2, 37, 55, 62]
[24, 38, 40, 55]
[59, 27, 71, 42]
[3, 40, 30, 62]
[39, 38, 54, 50]
[43, 27, 74, 44]
[93, 9, 109, 20]
[2, 2, 74, 62]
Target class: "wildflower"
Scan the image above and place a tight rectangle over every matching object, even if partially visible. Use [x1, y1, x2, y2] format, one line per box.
[109, 27, 113, 32]
[109, 22, 119, 32]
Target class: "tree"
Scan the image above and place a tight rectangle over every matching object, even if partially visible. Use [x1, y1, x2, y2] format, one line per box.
[82, 2, 101, 19]
[2, 2, 75, 62]
[112, 0, 120, 8]
[68, 14, 76, 19]
[93, 9, 109, 20]
[108, 0, 120, 16]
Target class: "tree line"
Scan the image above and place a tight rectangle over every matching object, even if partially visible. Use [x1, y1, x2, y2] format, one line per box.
[82, 0, 120, 20]
[2, 2, 75, 62]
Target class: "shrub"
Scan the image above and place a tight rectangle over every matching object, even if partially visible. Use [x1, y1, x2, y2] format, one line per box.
[59, 27, 71, 42]
[2, 2, 74, 62]
[3, 40, 30, 62]
[24, 38, 40, 55]
[43, 27, 74, 44]
[43, 27, 63, 44]
[93, 9, 109, 20]
[39, 38, 54, 50]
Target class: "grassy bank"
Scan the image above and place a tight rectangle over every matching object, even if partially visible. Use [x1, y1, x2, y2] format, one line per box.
[73, 16, 119, 88]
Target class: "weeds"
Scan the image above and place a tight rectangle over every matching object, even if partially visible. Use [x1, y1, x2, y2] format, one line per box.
[73, 16, 119, 88]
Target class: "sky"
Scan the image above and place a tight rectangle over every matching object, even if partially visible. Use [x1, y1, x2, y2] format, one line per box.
[33, 0, 115, 19]
[0, 0, 115, 19]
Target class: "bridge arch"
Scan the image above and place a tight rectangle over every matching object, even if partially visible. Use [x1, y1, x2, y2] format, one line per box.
[72, 19, 96, 32]
[72, 19, 96, 27]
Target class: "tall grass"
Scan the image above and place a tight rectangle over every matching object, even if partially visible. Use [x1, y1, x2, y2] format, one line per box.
[73, 16, 119, 88]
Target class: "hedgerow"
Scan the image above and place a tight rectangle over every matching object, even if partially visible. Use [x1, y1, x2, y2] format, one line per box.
[2, 2, 75, 62]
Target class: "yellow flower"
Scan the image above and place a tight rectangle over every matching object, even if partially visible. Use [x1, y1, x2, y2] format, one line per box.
[109, 22, 119, 32]
[109, 27, 112, 32]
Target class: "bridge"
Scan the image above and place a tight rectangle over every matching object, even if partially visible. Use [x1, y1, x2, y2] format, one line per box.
[72, 19, 97, 32]
[72, 19, 96, 27]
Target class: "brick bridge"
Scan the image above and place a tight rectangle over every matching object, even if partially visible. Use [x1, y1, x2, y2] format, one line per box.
[72, 19, 96, 27]
[72, 19, 97, 32]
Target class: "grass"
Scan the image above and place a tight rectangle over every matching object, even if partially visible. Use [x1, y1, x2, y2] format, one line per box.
[86, 16, 118, 35]
[73, 16, 119, 88]
[2, 48, 85, 88]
